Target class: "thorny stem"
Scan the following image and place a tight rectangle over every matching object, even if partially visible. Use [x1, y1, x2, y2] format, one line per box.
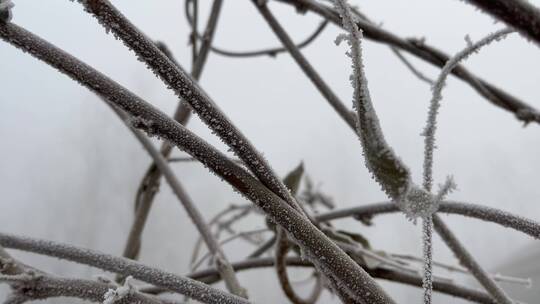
[0, 22, 392, 304]
[0, 233, 250, 304]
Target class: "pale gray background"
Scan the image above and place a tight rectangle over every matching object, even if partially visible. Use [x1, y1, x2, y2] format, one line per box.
[1, 0, 539, 303]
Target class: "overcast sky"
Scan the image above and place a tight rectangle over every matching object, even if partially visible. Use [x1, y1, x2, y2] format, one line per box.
[1, 1, 540, 303]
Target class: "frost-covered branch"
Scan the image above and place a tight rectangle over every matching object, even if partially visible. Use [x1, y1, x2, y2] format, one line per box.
[333, 0, 411, 200]
[274, 229, 323, 304]
[177, 257, 502, 304]
[253, 0, 356, 131]
[274, 0, 540, 126]
[123, 0, 224, 263]
[0, 22, 393, 304]
[184, 2, 329, 59]
[75, 0, 307, 219]
[422, 28, 514, 191]
[111, 107, 247, 298]
[460, 0, 540, 44]
[432, 215, 514, 304]
[0, 233, 249, 304]
[0, 274, 180, 304]
[316, 201, 540, 239]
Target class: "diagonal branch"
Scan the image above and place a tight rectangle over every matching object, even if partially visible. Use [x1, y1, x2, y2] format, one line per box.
[432, 215, 513, 304]
[316, 201, 540, 239]
[123, 0, 224, 262]
[76, 0, 307, 219]
[110, 106, 247, 298]
[274, 0, 540, 126]
[252, 0, 356, 132]
[460, 0, 540, 45]
[0, 233, 249, 304]
[0, 22, 392, 304]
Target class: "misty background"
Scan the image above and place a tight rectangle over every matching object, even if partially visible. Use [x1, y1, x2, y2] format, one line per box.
[1, 0, 539, 303]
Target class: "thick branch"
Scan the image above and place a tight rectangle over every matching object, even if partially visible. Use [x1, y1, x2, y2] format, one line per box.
[0, 22, 390, 304]
[77, 0, 307, 219]
[123, 0, 224, 262]
[461, 0, 540, 44]
[112, 107, 247, 297]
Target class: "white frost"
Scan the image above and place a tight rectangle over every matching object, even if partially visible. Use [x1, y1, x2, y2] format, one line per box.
[103, 276, 136, 304]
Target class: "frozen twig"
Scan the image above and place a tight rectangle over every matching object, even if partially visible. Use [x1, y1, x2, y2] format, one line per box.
[253, 0, 356, 131]
[333, 0, 411, 200]
[0, 233, 250, 304]
[177, 256, 504, 303]
[192, 229, 269, 271]
[274, 229, 323, 304]
[422, 28, 514, 191]
[0, 22, 392, 304]
[317, 200, 540, 239]
[392, 253, 533, 287]
[75, 0, 308, 219]
[123, 0, 224, 263]
[460, 0, 540, 44]
[185, 2, 329, 59]
[275, 0, 540, 126]
[111, 107, 248, 298]
[433, 215, 514, 304]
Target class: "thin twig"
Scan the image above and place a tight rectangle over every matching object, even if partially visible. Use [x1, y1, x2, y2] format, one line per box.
[274, 0, 540, 125]
[253, 0, 356, 132]
[0, 233, 249, 304]
[274, 229, 323, 304]
[433, 215, 513, 304]
[123, 0, 224, 262]
[316, 201, 540, 239]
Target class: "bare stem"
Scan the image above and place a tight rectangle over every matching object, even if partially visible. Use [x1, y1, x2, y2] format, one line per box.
[122, 0, 224, 262]
[0, 22, 391, 304]
[317, 201, 540, 239]
[275, 0, 540, 125]
[0, 233, 248, 304]
[253, 0, 356, 131]
[433, 215, 513, 304]
[76, 0, 307, 219]
[110, 106, 247, 298]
